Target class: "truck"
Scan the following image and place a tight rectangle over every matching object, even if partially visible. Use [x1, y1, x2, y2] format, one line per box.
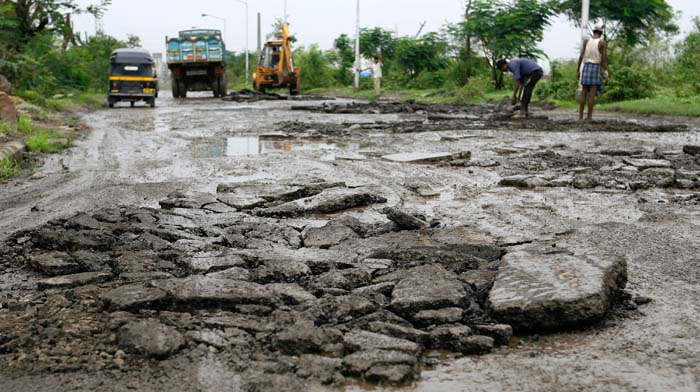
[166, 29, 227, 98]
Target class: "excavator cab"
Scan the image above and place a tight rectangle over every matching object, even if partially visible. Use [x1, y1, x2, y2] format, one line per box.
[253, 25, 300, 95]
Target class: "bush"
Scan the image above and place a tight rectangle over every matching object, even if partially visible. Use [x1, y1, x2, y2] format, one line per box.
[408, 70, 448, 89]
[674, 18, 700, 97]
[537, 60, 579, 101]
[0, 157, 21, 180]
[0, 122, 13, 133]
[604, 64, 655, 102]
[453, 75, 491, 104]
[295, 45, 335, 90]
[17, 116, 35, 133]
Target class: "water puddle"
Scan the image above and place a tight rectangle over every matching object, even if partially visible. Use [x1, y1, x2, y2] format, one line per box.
[192, 136, 359, 161]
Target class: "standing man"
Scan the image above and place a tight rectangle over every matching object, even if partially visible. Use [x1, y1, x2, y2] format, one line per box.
[371, 57, 383, 95]
[577, 25, 609, 122]
[497, 58, 544, 119]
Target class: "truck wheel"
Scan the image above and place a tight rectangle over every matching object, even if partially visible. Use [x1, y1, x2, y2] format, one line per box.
[213, 76, 221, 98]
[219, 75, 227, 97]
[172, 80, 179, 98]
[179, 80, 187, 98]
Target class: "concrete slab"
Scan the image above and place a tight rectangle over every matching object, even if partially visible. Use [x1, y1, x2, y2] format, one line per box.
[622, 158, 672, 170]
[489, 249, 627, 330]
[382, 152, 454, 164]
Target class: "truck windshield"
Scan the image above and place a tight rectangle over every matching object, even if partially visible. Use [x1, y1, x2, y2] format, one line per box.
[110, 64, 153, 77]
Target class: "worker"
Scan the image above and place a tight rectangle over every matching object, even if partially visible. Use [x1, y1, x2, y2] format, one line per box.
[271, 48, 280, 69]
[371, 57, 383, 95]
[577, 25, 609, 122]
[497, 58, 543, 119]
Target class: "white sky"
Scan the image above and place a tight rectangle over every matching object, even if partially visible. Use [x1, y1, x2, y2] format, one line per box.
[74, 0, 700, 62]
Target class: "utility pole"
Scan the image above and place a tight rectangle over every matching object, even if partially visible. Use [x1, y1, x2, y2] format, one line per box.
[354, 0, 360, 91]
[257, 13, 262, 62]
[581, 0, 590, 41]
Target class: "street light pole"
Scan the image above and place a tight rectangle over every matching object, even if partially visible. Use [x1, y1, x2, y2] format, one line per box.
[354, 0, 360, 91]
[581, 0, 590, 42]
[234, 0, 250, 84]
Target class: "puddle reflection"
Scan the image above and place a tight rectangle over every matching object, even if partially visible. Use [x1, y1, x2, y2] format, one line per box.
[193, 136, 358, 161]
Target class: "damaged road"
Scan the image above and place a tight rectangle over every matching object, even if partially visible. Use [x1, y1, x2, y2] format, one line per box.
[0, 94, 699, 391]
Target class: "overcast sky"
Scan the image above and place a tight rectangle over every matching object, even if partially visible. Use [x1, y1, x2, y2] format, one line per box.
[74, 0, 700, 62]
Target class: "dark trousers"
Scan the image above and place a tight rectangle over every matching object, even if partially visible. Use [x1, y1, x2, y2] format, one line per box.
[521, 70, 543, 110]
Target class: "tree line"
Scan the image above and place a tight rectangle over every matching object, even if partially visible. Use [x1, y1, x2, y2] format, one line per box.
[2, 0, 699, 105]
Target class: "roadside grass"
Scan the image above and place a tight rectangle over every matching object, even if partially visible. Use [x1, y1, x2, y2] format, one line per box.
[0, 157, 21, 180]
[25, 130, 70, 153]
[18, 90, 106, 112]
[597, 95, 700, 117]
[17, 115, 36, 133]
[0, 121, 13, 134]
[0, 93, 87, 180]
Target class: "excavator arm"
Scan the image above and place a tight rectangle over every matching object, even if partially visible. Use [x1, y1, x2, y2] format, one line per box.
[279, 25, 295, 76]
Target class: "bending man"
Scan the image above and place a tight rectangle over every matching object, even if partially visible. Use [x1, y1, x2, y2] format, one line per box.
[577, 25, 609, 122]
[497, 58, 544, 119]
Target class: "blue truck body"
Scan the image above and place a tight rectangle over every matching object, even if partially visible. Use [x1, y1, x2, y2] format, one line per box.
[166, 29, 227, 98]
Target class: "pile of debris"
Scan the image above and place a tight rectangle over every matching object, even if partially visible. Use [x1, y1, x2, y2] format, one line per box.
[499, 145, 700, 191]
[221, 90, 336, 103]
[0, 178, 630, 387]
[221, 89, 288, 103]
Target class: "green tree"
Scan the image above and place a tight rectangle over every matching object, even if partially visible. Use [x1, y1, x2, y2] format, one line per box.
[294, 45, 333, 90]
[267, 18, 297, 43]
[559, 0, 678, 47]
[454, 0, 558, 88]
[674, 17, 700, 96]
[8, 0, 111, 47]
[359, 27, 396, 59]
[126, 34, 141, 48]
[332, 34, 355, 85]
[394, 33, 449, 77]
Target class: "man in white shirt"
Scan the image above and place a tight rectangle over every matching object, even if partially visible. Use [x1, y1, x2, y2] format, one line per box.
[371, 57, 383, 95]
[577, 25, 609, 121]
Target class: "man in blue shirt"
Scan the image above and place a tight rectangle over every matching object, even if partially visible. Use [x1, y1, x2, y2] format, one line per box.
[497, 58, 544, 119]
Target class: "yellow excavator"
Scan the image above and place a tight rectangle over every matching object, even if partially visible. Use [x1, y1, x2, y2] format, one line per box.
[253, 24, 300, 95]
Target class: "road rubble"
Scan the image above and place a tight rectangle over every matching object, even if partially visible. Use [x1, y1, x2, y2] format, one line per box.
[0, 94, 698, 391]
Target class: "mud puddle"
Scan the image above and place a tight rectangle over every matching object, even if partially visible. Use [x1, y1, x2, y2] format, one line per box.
[191, 136, 361, 161]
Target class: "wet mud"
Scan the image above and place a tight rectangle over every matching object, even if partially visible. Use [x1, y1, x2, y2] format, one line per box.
[1, 94, 699, 391]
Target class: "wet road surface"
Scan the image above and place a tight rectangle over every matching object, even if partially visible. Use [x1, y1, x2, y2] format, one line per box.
[1, 93, 699, 391]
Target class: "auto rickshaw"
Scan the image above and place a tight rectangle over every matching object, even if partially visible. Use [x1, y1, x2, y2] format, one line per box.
[108, 49, 159, 108]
